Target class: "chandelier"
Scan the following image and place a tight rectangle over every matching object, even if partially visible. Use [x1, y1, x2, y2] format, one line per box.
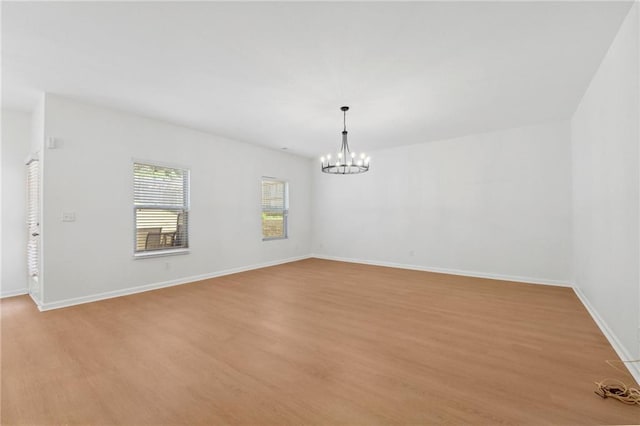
[321, 106, 370, 174]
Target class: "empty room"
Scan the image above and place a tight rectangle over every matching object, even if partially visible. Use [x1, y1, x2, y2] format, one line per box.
[1, 1, 639, 424]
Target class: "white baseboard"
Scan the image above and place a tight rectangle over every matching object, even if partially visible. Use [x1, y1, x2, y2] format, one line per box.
[38, 255, 312, 311]
[311, 254, 573, 287]
[0, 288, 29, 299]
[29, 291, 43, 308]
[573, 287, 640, 384]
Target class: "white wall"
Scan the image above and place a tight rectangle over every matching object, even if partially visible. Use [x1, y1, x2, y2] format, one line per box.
[312, 120, 573, 285]
[40, 94, 311, 306]
[571, 3, 640, 360]
[1, 110, 31, 297]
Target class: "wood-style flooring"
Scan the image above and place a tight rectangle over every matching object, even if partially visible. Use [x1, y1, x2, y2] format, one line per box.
[1, 259, 639, 424]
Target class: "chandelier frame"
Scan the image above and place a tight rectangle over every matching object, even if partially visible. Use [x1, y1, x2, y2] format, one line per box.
[321, 106, 370, 175]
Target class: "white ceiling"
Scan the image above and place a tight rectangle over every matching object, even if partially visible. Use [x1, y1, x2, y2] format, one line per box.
[2, 1, 633, 157]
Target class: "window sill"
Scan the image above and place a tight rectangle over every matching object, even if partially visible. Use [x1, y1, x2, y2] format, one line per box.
[133, 248, 190, 259]
[262, 237, 288, 242]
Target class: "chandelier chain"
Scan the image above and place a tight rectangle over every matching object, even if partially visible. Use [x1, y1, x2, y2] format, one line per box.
[343, 109, 347, 132]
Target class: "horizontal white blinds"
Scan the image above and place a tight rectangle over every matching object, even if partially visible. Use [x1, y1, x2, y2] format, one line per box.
[27, 160, 39, 277]
[134, 163, 189, 252]
[134, 163, 188, 207]
[261, 180, 286, 211]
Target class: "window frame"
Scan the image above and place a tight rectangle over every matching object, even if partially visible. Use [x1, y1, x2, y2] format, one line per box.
[132, 160, 191, 258]
[261, 177, 289, 241]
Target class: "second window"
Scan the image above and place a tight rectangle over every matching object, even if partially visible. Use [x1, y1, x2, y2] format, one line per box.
[261, 178, 288, 240]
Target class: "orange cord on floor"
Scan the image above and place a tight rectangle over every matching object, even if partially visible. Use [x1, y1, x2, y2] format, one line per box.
[594, 359, 640, 406]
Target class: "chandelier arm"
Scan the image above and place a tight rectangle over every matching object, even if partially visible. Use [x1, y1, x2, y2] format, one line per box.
[341, 131, 349, 155]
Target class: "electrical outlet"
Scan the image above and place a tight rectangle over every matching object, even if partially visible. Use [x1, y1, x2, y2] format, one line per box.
[62, 212, 76, 222]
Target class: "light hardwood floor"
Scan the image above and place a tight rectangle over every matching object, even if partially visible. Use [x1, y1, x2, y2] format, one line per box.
[1, 259, 638, 424]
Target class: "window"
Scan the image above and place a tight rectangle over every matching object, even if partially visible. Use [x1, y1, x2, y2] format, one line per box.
[261, 178, 288, 240]
[26, 159, 40, 296]
[134, 162, 189, 255]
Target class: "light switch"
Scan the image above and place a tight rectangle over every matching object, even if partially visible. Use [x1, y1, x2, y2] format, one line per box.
[62, 212, 76, 222]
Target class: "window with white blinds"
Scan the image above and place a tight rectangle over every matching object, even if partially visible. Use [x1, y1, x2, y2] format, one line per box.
[261, 178, 288, 240]
[134, 162, 189, 254]
[26, 159, 40, 279]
